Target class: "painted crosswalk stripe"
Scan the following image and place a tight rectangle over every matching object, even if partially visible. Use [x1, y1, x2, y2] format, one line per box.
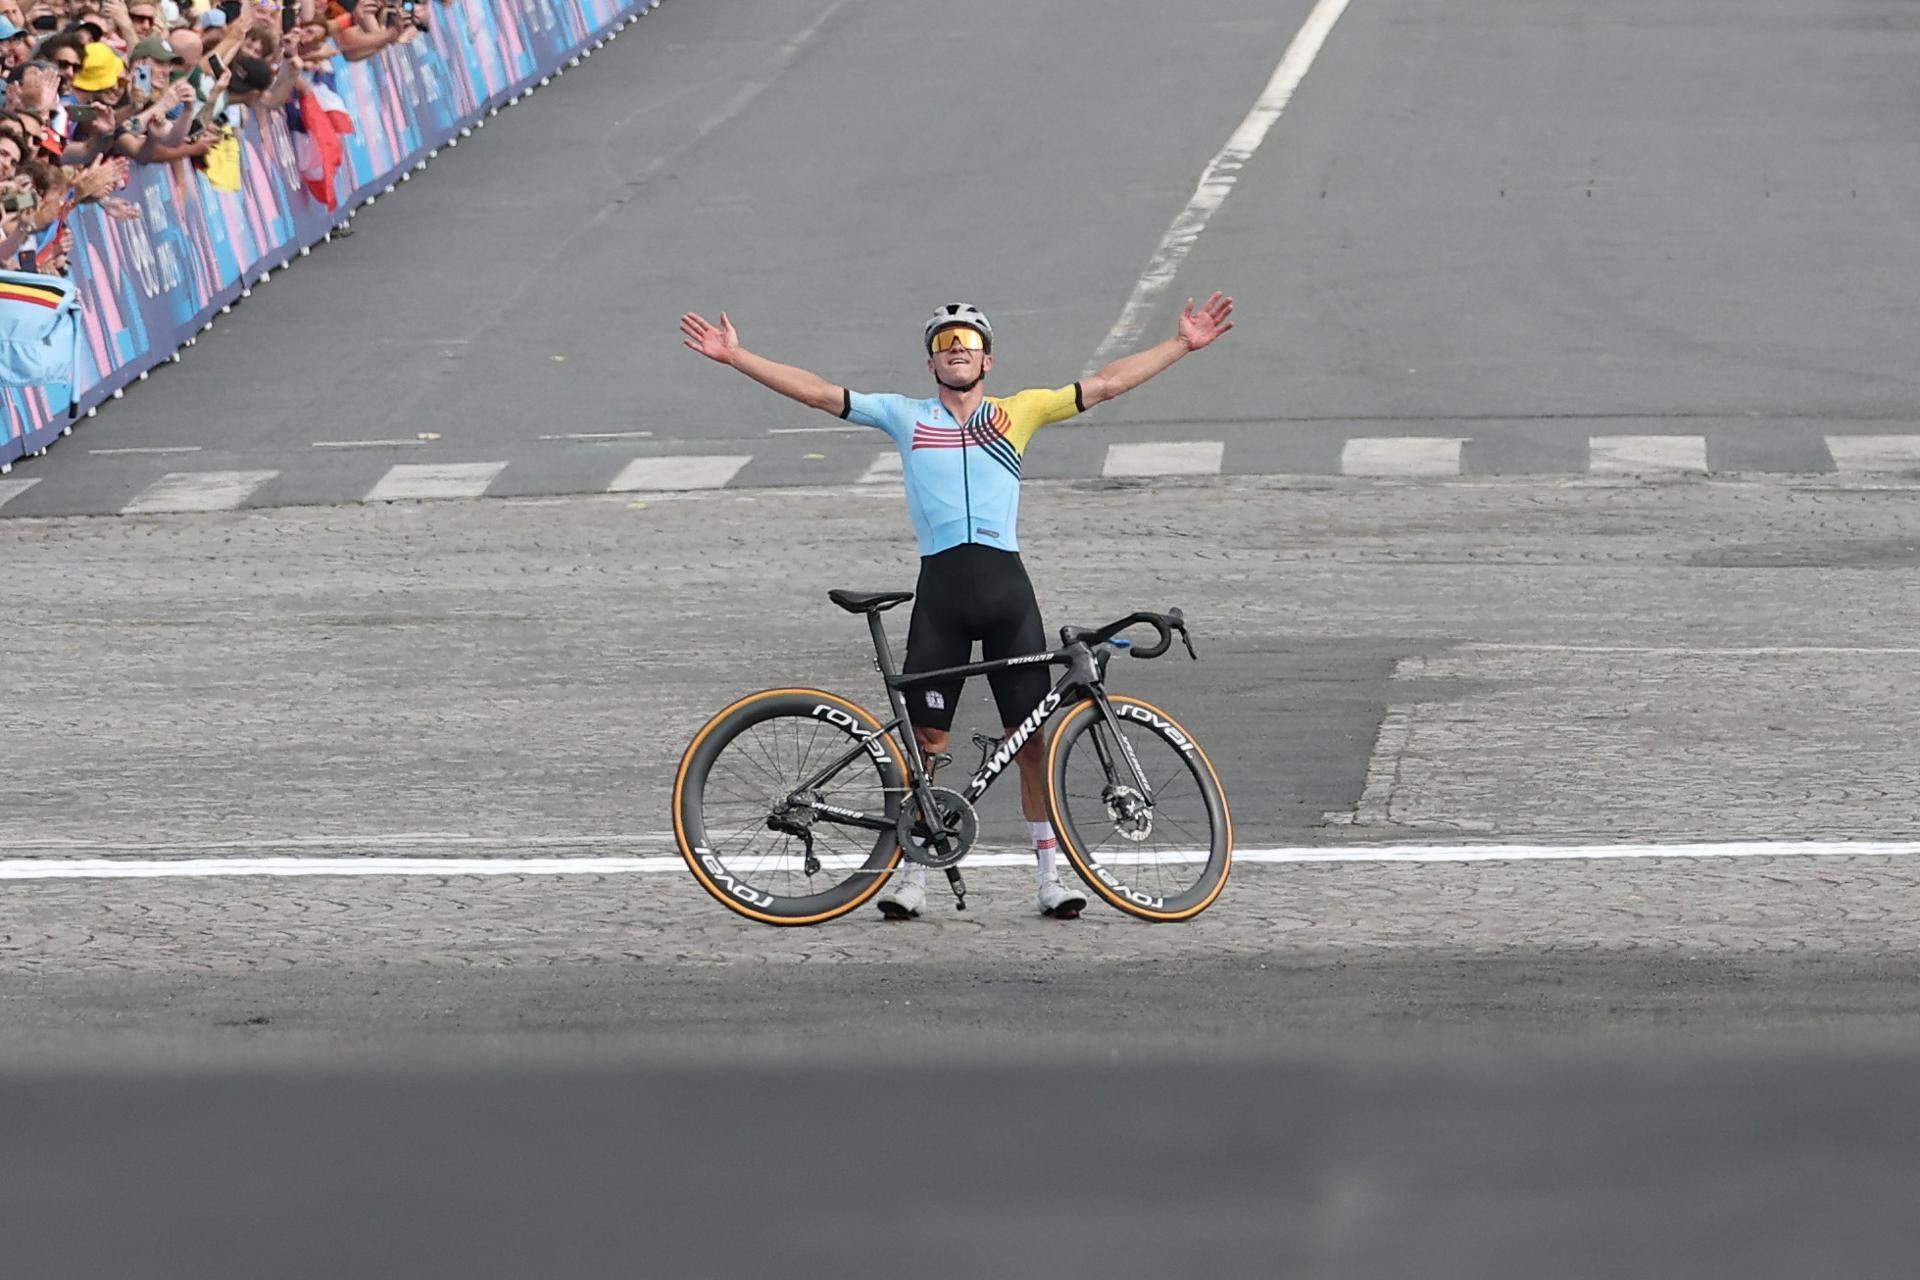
[1823, 435, 1920, 473]
[0, 477, 40, 509]
[122, 470, 278, 514]
[366, 462, 507, 502]
[607, 455, 751, 492]
[858, 451, 902, 484]
[1588, 435, 1707, 475]
[1340, 437, 1465, 477]
[1103, 441, 1224, 477]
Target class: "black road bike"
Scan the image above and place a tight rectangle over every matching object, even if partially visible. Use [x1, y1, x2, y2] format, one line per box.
[673, 590, 1233, 926]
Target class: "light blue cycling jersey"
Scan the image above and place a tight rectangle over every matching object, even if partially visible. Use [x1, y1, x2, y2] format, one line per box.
[840, 383, 1083, 556]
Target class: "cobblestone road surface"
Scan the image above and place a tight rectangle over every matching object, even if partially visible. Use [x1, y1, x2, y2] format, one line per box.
[6, 475, 1920, 1025]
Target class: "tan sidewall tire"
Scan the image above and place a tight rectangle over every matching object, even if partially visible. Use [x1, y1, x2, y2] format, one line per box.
[674, 688, 906, 926]
[1045, 695, 1234, 922]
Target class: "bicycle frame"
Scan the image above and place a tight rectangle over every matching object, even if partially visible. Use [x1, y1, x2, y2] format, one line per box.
[780, 609, 1157, 834]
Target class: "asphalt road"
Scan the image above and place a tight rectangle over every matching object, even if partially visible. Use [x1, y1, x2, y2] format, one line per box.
[8, 0, 1920, 1275]
[6, 0, 1918, 515]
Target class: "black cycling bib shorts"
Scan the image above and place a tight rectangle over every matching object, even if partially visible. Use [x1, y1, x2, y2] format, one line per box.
[902, 543, 1049, 734]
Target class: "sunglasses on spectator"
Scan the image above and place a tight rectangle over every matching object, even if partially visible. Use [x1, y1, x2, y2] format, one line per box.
[52, 56, 81, 73]
[929, 327, 986, 353]
[130, 8, 158, 20]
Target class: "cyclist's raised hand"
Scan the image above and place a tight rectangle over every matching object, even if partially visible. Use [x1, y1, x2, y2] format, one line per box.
[680, 310, 740, 364]
[1177, 292, 1235, 351]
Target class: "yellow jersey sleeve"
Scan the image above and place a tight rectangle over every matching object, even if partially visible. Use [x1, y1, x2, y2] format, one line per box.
[991, 384, 1085, 454]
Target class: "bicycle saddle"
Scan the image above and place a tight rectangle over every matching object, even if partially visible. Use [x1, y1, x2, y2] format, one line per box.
[828, 589, 914, 614]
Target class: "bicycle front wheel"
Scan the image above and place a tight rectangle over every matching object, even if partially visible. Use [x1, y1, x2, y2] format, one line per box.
[674, 688, 908, 926]
[1045, 695, 1232, 922]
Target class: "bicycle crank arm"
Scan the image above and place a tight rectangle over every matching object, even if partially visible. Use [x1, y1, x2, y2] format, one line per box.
[946, 866, 967, 911]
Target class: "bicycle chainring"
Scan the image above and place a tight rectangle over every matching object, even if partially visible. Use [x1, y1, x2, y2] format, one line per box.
[896, 787, 978, 868]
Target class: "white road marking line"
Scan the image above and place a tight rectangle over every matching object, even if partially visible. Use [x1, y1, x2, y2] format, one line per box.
[3, 833, 677, 852]
[89, 445, 202, 455]
[858, 450, 902, 484]
[1086, 0, 1352, 373]
[1588, 434, 1708, 475]
[607, 455, 750, 492]
[1245, 842, 1920, 864]
[539, 430, 654, 441]
[9, 841, 1920, 879]
[1340, 437, 1466, 477]
[1103, 441, 1225, 477]
[312, 438, 429, 449]
[1466, 643, 1920, 656]
[366, 462, 507, 501]
[0, 477, 40, 508]
[122, 470, 278, 514]
[1824, 435, 1920, 472]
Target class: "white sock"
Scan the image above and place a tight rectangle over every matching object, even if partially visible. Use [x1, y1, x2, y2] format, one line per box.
[1029, 821, 1058, 883]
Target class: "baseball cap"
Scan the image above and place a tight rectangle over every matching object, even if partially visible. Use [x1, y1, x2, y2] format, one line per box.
[72, 41, 124, 92]
[197, 8, 226, 27]
[230, 53, 272, 93]
[128, 35, 178, 61]
[0, 19, 25, 40]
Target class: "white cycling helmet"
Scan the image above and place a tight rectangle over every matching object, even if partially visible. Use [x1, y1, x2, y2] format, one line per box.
[924, 303, 993, 353]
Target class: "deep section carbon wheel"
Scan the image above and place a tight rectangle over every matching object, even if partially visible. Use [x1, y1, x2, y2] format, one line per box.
[1045, 695, 1232, 922]
[674, 688, 907, 925]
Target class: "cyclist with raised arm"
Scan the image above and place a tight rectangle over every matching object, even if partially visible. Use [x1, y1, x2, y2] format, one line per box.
[680, 294, 1235, 920]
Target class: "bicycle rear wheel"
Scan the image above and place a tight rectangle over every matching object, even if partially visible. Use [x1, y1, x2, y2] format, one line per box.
[674, 688, 907, 926]
[1045, 694, 1232, 922]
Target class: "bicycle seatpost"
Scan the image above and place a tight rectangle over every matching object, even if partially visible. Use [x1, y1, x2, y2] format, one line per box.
[867, 612, 898, 677]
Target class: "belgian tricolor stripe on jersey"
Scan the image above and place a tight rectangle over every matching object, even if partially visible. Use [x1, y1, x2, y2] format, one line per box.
[0, 280, 64, 309]
[911, 404, 1022, 478]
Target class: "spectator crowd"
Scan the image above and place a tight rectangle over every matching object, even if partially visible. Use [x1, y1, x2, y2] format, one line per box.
[0, 0, 446, 276]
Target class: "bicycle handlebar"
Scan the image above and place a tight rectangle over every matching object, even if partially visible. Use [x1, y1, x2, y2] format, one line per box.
[1059, 608, 1197, 660]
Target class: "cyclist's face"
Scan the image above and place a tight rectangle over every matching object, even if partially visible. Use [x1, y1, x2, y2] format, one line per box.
[928, 342, 990, 389]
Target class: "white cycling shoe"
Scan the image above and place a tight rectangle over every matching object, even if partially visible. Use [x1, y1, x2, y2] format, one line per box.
[1037, 877, 1088, 920]
[877, 864, 928, 920]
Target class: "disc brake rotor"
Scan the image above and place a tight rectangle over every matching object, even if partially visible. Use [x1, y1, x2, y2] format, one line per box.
[1104, 784, 1154, 842]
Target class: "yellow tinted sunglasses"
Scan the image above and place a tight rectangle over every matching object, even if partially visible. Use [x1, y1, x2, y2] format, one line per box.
[929, 326, 986, 353]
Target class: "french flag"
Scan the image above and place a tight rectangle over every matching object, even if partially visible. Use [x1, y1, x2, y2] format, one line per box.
[291, 89, 345, 210]
[309, 79, 356, 136]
